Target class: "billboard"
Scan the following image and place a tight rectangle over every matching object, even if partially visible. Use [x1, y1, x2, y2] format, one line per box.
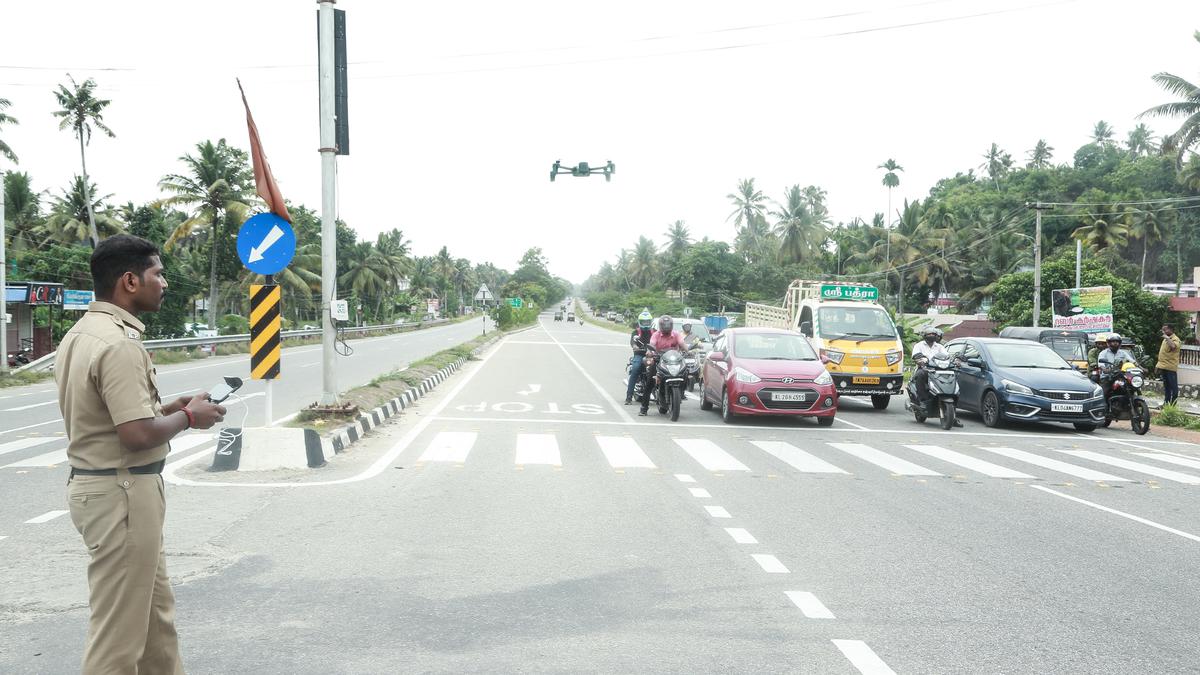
[1051, 286, 1113, 334]
[63, 290, 94, 311]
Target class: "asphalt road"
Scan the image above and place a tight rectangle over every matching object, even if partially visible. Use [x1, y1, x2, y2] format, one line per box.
[2, 313, 1199, 673]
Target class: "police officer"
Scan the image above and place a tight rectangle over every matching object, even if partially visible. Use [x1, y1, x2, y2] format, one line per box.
[57, 235, 225, 674]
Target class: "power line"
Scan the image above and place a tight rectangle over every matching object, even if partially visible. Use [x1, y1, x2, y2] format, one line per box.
[1038, 202, 1200, 219]
[1035, 195, 1200, 207]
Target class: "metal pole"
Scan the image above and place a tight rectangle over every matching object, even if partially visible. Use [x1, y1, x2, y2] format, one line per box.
[318, 0, 338, 405]
[1, 176, 7, 375]
[1028, 202, 1053, 327]
[1075, 238, 1082, 288]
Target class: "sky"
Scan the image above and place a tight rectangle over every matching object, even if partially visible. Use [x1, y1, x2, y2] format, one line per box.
[2, 0, 1199, 286]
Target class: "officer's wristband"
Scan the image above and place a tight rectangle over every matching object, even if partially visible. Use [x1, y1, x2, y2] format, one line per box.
[180, 407, 195, 429]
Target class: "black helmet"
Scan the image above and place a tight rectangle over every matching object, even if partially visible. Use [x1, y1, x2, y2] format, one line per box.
[659, 315, 673, 332]
[1106, 333, 1122, 345]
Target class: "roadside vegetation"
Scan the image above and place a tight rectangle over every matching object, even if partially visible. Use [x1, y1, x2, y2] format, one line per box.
[1153, 403, 1200, 431]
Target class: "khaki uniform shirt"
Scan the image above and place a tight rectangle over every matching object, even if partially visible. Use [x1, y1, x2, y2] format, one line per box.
[55, 301, 167, 470]
[1158, 334, 1181, 371]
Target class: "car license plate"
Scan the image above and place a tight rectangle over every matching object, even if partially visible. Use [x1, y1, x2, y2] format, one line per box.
[852, 376, 880, 385]
[1051, 403, 1083, 413]
[771, 392, 808, 402]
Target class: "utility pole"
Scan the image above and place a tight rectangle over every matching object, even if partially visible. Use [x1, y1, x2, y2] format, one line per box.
[1, 178, 7, 375]
[1027, 202, 1054, 327]
[1075, 238, 1082, 289]
[318, 0, 338, 405]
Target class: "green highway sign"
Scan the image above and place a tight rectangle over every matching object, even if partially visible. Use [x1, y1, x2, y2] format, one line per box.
[508, 297, 523, 308]
[820, 284, 878, 301]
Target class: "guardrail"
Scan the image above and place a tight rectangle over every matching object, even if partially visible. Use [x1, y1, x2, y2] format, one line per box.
[12, 319, 453, 374]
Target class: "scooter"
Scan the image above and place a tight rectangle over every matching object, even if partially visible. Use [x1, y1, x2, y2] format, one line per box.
[1093, 361, 1151, 435]
[904, 355, 961, 430]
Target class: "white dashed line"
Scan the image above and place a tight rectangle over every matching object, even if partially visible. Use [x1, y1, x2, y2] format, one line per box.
[751, 553, 789, 573]
[704, 505, 731, 518]
[833, 640, 896, 675]
[688, 487, 711, 498]
[786, 591, 835, 619]
[724, 528, 758, 544]
[25, 510, 69, 524]
[674, 474, 696, 483]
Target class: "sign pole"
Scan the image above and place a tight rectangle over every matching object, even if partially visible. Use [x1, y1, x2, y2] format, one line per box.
[250, 282, 282, 426]
[1, 178, 7, 374]
[318, 0, 339, 405]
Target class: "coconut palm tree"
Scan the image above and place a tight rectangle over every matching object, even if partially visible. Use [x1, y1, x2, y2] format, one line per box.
[0, 97, 18, 163]
[1140, 31, 1200, 167]
[158, 139, 253, 329]
[1122, 204, 1168, 286]
[1091, 120, 1116, 146]
[434, 246, 455, 310]
[1073, 206, 1129, 253]
[339, 241, 387, 308]
[726, 178, 768, 234]
[979, 143, 1012, 190]
[1026, 139, 1054, 169]
[42, 176, 123, 245]
[3, 171, 42, 252]
[663, 220, 691, 257]
[1125, 123, 1157, 157]
[771, 185, 827, 265]
[628, 236, 658, 289]
[53, 75, 114, 248]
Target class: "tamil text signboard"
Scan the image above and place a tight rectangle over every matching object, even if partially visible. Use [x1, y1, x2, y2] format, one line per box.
[1051, 286, 1113, 334]
[820, 284, 878, 301]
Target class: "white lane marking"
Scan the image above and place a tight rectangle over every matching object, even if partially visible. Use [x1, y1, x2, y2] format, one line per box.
[828, 442, 941, 476]
[171, 433, 215, 453]
[2, 418, 63, 434]
[424, 415, 1196, 443]
[3, 447, 67, 468]
[0, 535, 6, 542]
[1134, 452, 1200, 471]
[1074, 432, 1156, 452]
[596, 436, 656, 468]
[688, 487, 711, 498]
[903, 444, 1035, 479]
[674, 473, 696, 483]
[272, 412, 300, 427]
[1031, 485, 1200, 544]
[1, 400, 57, 412]
[419, 431, 477, 463]
[517, 384, 542, 396]
[0, 437, 58, 457]
[515, 433, 561, 466]
[509, 340, 625, 347]
[750, 440, 848, 474]
[751, 553, 789, 573]
[25, 510, 69, 524]
[978, 446, 1129, 482]
[786, 591, 835, 619]
[541, 324, 633, 423]
[1057, 450, 1200, 484]
[725, 528, 758, 544]
[833, 416, 870, 430]
[704, 505, 732, 518]
[832, 639, 897, 675]
[674, 438, 751, 472]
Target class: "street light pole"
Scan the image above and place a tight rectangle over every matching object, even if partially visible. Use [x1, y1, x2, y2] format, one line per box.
[1027, 202, 1053, 327]
[318, 0, 338, 405]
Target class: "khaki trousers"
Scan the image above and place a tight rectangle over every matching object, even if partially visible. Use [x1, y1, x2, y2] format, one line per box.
[68, 470, 184, 675]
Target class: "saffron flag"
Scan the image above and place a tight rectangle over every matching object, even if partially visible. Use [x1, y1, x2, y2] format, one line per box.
[237, 79, 292, 223]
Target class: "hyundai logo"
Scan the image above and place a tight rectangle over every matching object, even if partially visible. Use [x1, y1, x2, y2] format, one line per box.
[781, 377, 794, 384]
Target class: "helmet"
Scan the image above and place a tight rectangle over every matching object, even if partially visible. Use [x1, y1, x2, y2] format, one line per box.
[1106, 333, 1123, 345]
[921, 327, 943, 340]
[637, 310, 652, 328]
[659, 315, 674, 333]
[682, 322, 693, 333]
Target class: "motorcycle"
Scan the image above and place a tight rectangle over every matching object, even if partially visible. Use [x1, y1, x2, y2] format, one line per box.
[1092, 361, 1150, 435]
[627, 354, 655, 405]
[647, 348, 688, 421]
[6, 349, 31, 368]
[683, 349, 700, 392]
[904, 355, 960, 430]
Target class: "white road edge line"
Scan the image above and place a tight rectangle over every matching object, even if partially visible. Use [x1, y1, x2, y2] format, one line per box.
[164, 336, 501, 488]
[786, 591, 835, 619]
[25, 510, 69, 524]
[540, 319, 634, 423]
[832, 639, 897, 675]
[1030, 485, 1200, 544]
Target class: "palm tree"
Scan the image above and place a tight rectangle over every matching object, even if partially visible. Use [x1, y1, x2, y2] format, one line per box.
[771, 185, 828, 265]
[158, 139, 252, 329]
[1073, 206, 1129, 253]
[726, 178, 768, 234]
[434, 246, 455, 310]
[663, 220, 691, 257]
[979, 143, 1012, 190]
[0, 97, 18, 163]
[53, 75, 114, 248]
[1122, 205, 1168, 286]
[878, 158, 903, 224]
[3, 171, 42, 252]
[1125, 123, 1157, 157]
[42, 176, 123, 245]
[734, 215, 775, 265]
[1140, 31, 1200, 167]
[1026, 139, 1054, 169]
[628, 237, 658, 289]
[1091, 120, 1116, 146]
[339, 242, 387, 312]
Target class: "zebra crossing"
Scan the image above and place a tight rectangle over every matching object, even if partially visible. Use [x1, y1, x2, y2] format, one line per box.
[407, 429, 1200, 486]
[0, 433, 216, 470]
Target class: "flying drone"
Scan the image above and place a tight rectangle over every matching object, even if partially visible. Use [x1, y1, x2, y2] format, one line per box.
[550, 160, 615, 182]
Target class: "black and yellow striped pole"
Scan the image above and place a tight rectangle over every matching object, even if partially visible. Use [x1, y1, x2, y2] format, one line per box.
[250, 283, 282, 425]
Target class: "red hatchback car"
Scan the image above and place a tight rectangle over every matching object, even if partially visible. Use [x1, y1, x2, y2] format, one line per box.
[700, 327, 838, 425]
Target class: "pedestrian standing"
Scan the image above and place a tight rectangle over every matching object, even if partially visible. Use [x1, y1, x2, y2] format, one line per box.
[1157, 323, 1182, 405]
[56, 235, 226, 674]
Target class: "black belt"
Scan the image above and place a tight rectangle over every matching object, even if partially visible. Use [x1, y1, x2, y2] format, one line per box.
[69, 460, 165, 478]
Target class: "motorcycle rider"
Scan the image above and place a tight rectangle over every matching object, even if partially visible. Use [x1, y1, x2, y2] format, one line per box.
[625, 310, 654, 405]
[640, 315, 688, 416]
[681, 322, 702, 351]
[1097, 333, 1135, 405]
[911, 327, 962, 426]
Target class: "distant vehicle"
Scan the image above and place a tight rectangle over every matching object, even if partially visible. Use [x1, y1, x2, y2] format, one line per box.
[746, 279, 902, 409]
[567, 312, 576, 322]
[554, 311, 564, 321]
[947, 337, 1105, 431]
[614, 313, 625, 323]
[703, 315, 730, 336]
[997, 326, 1090, 372]
[652, 317, 714, 354]
[605, 311, 616, 321]
[700, 327, 836, 425]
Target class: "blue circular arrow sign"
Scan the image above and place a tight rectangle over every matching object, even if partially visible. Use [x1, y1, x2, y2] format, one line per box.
[237, 213, 296, 276]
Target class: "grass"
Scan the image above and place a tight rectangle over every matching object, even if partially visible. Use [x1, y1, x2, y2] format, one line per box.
[0, 369, 54, 388]
[1153, 403, 1200, 431]
[574, 302, 629, 334]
